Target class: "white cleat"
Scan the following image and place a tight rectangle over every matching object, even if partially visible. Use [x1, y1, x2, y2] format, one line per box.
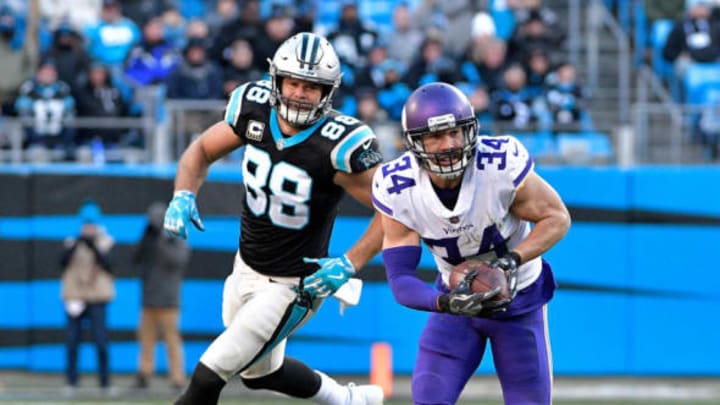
[346, 383, 384, 405]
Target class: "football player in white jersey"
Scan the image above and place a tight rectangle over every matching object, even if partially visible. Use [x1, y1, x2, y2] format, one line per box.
[164, 33, 384, 405]
[372, 82, 571, 405]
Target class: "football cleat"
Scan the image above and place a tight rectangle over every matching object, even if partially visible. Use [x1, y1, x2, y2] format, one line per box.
[346, 383, 384, 405]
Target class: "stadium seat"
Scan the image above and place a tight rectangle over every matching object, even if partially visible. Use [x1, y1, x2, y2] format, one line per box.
[556, 132, 613, 164]
[684, 62, 720, 105]
[514, 132, 558, 163]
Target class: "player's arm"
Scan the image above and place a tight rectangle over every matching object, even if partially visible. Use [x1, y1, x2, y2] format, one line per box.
[175, 121, 244, 193]
[333, 168, 383, 270]
[381, 214, 496, 316]
[508, 171, 571, 264]
[380, 213, 442, 311]
[164, 121, 244, 239]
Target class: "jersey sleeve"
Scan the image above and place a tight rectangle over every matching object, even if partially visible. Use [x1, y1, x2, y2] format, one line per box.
[223, 82, 249, 135]
[371, 155, 417, 231]
[476, 135, 534, 211]
[330, 122, 383, 174]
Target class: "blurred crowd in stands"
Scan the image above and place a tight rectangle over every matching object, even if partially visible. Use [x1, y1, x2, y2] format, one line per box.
[0, 0, 597, 163]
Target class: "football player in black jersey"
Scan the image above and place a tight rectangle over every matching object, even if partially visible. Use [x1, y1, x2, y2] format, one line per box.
[164, 33, 384, 405]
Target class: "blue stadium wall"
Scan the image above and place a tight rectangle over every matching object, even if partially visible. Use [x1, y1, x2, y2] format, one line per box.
[0, 164, 719, 376]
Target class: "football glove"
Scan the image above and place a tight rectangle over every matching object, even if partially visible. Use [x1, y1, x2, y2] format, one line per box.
[302, 254, 355, 299]
[164, 190, 205, 240]
[437, 269, 504, 317]
[490, 251, 521, 301]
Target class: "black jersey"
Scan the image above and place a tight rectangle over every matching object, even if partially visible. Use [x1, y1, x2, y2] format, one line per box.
[224, 80, 383, 277]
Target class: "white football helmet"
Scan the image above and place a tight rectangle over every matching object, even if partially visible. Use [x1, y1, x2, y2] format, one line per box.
[268, 32, 342, 127]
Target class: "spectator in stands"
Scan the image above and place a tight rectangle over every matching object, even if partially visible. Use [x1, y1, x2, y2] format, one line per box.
[405, 36, 460, 88]
[355, 40, 392, 89]
[124, 16, 180, 87]
[60, 200, 115, 396]
[544, 61, 592, 132]
[468, 10, 497, 52]
[120, 0, 176, 27]
[524, 48, 553, 97]
[250, 4, 296, 74]
[0, 4, 38, 116]
[74, 62, 134, 149]
[386, 3, 424, 68]
[376, 60, 412, 121]
[545, 61, 592, 131]
[39, 0, 101, 30]
[292, 0, 316, 33]
[167, 38, 223, 100]
[326, 1, 379, 71]
[206, 0, 239, 44]
[83, 0, 140, 70]
[161, 7, 188, 51]
[41, 21, 90, 92]
[662, 1, 720, 76]
[132, 202, 191, 392]
[356, 88, 402, 160]
[508, 7, 566, 65]
[15, 59, 75, 159]
[460, 37, 510, 92]
[209, 0, 262, 67]
[412, 0, 480, 58]
[460, 83, 494, 129]
[221, 38, 263, 97]
[490, 63, 551, 132]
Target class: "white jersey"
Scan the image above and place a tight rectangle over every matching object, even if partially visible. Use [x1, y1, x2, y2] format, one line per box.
[372, 135, 542, 290]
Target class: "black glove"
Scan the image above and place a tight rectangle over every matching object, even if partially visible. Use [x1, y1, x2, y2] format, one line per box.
[437, 269, 503, 317]
[490, 251, 521, 301]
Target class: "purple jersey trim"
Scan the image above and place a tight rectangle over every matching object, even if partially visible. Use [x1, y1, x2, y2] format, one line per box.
[383, 246, 440, 312]
[372, 194, 393, 216]
[513, 155, 534, 187]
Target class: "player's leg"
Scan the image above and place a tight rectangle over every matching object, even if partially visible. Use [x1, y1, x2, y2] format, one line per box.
[176, 254, 317, 404]
[241, 350, 383, 405]
[491, 305, 552, 405]
[412, 312, 487, 405]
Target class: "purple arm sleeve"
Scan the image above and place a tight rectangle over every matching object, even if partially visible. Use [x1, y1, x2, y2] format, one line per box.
[383, 246, 440, 312]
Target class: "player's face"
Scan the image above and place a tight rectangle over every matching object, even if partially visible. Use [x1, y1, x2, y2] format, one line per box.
[422, 127, 465, 166]
[280, 78, 323, 112]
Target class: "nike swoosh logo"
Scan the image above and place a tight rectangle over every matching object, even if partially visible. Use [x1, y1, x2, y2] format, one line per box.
[512, 143, 519, 156]
[327, 274, 346, 280]
[361, 139, 373, 149]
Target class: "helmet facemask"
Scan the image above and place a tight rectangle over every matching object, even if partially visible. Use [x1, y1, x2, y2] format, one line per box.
[267, 33, 342, 128]
[404, 116, 477, 180]
[269, 70, 338, 128]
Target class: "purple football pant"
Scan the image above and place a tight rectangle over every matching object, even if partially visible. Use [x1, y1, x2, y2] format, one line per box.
[411, 305, 552, 405]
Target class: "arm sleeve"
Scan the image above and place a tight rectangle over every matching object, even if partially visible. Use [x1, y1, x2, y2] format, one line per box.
[383, 246, 440, 312]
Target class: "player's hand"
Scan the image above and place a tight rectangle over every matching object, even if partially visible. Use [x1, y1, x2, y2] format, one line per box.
[490, 251, 521, 301]
[164, 190, 205, 240]
[302, 254, 355, 298]
[436, 288, 502, 317]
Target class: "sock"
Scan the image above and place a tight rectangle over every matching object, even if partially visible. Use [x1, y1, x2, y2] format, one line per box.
[242, 357, 320, 398]
[174, 362, 226, 405]
[311, 370, 351, 405]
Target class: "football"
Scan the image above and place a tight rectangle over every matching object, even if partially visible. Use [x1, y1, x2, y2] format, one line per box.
[449, 260, 511, 301]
